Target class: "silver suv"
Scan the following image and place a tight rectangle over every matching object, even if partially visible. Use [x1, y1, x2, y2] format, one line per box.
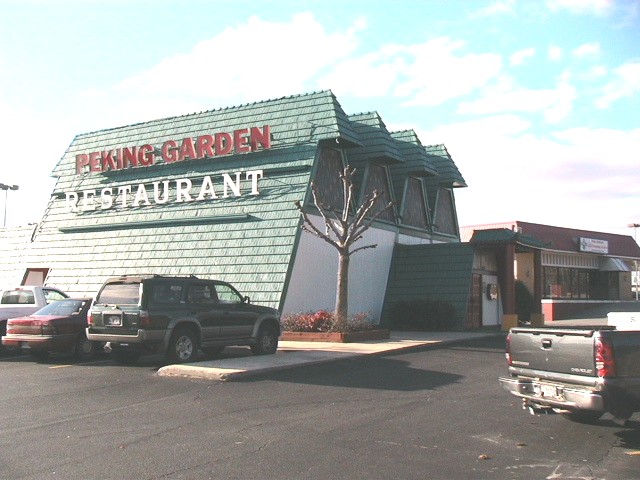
[87, 275, 281, 364]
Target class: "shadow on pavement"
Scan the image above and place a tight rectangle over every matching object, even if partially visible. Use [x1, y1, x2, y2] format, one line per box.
[237, 353, 464, 392]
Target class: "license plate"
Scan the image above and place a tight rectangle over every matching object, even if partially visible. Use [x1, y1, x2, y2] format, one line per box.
[540, 384, 557, 398]
[107, 315, 122, 326]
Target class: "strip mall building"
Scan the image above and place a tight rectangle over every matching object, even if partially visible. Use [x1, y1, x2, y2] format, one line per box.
[1, 91, 638, 329]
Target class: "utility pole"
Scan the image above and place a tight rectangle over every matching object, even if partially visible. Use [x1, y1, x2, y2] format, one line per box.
[629, 223, 640, 301]
[0, 183, 19, 228]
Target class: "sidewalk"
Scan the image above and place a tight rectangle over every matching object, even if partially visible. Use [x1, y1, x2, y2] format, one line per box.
[157, 330, 503, 381]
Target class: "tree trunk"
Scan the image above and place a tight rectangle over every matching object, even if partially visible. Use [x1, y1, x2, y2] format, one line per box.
[335, 250, 349, 327]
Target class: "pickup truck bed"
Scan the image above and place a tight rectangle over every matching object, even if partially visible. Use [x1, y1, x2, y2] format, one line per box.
[499, 326, 640, 421]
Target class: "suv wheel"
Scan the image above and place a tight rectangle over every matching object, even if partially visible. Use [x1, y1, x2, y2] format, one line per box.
[251, 324, 279, 355]
[167, 327, 199, 363]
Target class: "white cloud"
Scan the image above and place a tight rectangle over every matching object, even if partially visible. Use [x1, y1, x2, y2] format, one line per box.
[317, 46, 406, 98]
[457, 73, 576, 123]
[423, 117, 640, 234]
[572, 42, 601, 58]
[321, 36, 503, 107]
[113, 13, 364, 107]
[394, 37, 503, 106]
[546, 0, 614, 16]
[596, 60, 640, 108]
[583, 65, 608, 79]
[471, 0, 517, 17]
[510, 47, 536, 66]
[548, 45, 563, 61]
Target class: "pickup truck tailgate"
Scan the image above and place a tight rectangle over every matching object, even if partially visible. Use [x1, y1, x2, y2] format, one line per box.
[509, 327, 599, 377]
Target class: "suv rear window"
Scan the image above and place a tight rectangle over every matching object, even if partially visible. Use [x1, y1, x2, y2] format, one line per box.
[97, 283, 141, 305]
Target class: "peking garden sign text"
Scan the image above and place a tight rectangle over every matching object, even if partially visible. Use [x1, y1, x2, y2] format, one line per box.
[66, 125, 271, 213]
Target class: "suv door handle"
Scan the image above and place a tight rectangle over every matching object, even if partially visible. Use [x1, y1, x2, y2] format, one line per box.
[541, 339, 552, 349]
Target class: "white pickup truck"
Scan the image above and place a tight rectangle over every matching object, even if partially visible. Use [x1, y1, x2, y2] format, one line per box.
[0, 286, 69, 340]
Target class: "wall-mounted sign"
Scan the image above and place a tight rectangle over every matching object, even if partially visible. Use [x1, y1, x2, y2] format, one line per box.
[65, 170, 263, 212]
[486, 283, 498, 300]
[75, 125, 271, 174]
[579, 237, 609, 254]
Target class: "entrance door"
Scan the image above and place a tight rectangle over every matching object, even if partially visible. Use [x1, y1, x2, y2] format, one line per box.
[466, 273, 482, 329]
[482, 275, 500, 326]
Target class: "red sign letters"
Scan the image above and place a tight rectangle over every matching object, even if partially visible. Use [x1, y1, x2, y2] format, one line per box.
[76, 125, 271, 174]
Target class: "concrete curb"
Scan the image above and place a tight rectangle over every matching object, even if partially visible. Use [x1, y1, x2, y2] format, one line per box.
[157, 331, 503, 381]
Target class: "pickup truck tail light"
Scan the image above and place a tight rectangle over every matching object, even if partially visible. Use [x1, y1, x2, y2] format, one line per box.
[505, 333, 512, 366]
[595, 336, 616, 378]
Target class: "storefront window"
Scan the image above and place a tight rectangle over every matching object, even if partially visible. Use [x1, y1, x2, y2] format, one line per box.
[543, 266, 617, 300]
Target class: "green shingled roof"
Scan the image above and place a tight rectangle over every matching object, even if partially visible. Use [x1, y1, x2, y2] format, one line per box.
[470, 228, 550, 249]
[32, 91, 365, 307]
[424, 144, 467, 188]
[346, 112, 404, 165]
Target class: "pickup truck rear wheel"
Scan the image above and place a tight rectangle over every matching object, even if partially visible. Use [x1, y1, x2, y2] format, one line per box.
[251, 324, 279, 355]
[166, 327, 199, 363]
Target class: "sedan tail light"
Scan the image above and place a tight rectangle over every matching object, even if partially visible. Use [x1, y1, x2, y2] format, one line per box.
[87, 312, 94, 326]
[41, 324, 57, 335]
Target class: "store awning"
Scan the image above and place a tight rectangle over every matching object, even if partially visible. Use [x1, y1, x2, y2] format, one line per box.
[600, 257, 632, 272]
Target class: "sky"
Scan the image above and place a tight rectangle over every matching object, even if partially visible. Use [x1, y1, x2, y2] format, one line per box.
[1, 0, 639, 238]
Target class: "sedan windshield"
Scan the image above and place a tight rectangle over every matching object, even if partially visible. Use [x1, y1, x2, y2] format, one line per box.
[35, 299, 87, 316]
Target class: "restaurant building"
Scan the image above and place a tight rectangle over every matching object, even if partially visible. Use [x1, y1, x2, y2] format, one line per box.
[0, 91, 471, 327]
[461, 222, 640, 323]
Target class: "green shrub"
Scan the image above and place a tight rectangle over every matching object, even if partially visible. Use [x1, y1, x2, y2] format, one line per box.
[515, 280, 535, 324]
[389, 299, 455, 331]
[281, 311, 375, 333]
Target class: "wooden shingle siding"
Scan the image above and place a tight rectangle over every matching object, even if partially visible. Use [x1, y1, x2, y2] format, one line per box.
[382, 243, 474, 330]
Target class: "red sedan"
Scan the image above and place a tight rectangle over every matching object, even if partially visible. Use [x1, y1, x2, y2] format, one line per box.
[1, 298, 99, 361]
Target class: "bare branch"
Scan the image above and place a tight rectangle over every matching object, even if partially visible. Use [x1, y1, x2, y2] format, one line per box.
[309, 182, 343, 239]
[350, 243, 378, 255]
[294, 200, 337, 244]
[351, 200, 396, 240]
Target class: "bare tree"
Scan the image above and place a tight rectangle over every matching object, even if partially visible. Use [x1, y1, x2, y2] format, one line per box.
[294, 166, 395, 326]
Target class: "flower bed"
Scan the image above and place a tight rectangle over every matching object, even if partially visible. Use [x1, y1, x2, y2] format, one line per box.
[280, 329, 390, 343]
[280, 310, 389, 343]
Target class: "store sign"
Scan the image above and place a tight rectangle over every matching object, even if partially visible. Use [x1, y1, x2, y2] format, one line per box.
[75, 125, 271, 174]
[65, 170, 263, 212]
[579, 237, 609, 254]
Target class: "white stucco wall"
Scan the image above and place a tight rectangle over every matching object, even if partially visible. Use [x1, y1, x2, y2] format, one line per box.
[282, 214, 397, 322]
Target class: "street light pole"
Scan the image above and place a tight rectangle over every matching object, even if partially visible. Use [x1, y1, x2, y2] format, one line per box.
[629, 223, 640, 301]
[0, 183, 20, 228]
